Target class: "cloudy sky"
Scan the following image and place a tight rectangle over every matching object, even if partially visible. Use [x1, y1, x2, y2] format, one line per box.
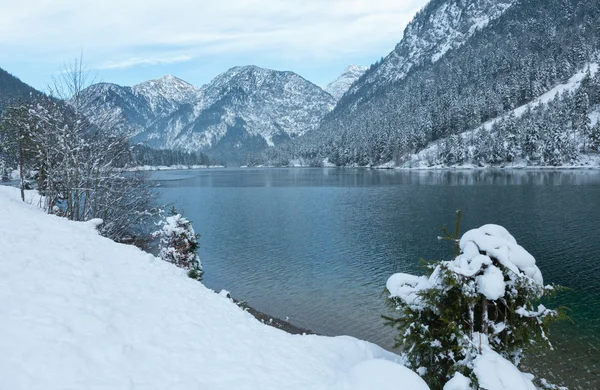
[0, 0, 428, 90]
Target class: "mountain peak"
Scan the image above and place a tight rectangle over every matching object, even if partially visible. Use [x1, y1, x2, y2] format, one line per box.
[132, 74, 199, 110]
[324, 65, 368, 102]
[135, 74, 194, 89]
[345, 64, 368, 73]
[344, 0, 517, 102]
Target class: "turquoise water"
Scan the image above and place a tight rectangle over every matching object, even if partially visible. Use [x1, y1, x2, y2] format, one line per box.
[154, 168, 600, 389]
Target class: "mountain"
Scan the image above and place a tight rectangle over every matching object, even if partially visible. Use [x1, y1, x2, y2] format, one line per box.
[0, 67, 43, 116]
[342, 0, 516, 109]
[324, 65, 367, 102]
[270, 0, 600, 168]
[79, 66, 335, 163]
[78, 75, 201, 136]
[131, 75, 199, 115]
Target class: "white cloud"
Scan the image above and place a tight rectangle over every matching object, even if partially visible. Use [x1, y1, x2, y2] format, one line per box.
[98, 55, 193, 70]
[0, 0, 427, 68]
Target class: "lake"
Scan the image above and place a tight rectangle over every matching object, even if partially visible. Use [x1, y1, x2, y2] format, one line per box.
[153, 168, 600, 389]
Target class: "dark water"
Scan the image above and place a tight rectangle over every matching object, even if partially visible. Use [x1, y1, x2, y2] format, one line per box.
[154, 168, 600, 389]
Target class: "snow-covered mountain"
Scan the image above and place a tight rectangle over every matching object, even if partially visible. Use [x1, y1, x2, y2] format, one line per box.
[264, 0, 600, 168]
[324, 65, 367, 102]
[343, 0, 516, 107]
[78, 75, 201, 136]
[79, 66, 334, 162]
[78, 83, 152, 136]
[137, 66, 335, 157]
[132, 75, 199, 115]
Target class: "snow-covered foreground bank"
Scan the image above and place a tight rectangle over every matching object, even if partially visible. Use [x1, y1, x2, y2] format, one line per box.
[0, 186, 428, 390]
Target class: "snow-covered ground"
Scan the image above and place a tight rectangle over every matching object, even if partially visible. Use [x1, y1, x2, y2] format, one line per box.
[391, 153, 600, 170]
[0, 185, 429, 390]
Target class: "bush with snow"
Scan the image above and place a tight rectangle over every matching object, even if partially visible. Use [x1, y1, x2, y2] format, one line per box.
[153, 208, 203, 280]
[384, 212, 565, 389]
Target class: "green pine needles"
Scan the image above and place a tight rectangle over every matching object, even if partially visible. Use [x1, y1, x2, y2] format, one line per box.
[383, 211, 567, 389]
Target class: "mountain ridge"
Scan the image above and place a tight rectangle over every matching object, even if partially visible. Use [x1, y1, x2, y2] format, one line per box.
[78, 65, 336, 163]
[262, 0, 600, 168]
[0, 66, 44, 116]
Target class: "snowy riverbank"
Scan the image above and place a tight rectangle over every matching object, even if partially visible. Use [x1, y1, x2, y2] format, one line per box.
[252, 154, 600, 170]
[0, 185, 428, 390]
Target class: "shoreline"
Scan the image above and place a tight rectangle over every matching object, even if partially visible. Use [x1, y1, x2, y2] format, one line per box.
[242, 162, 600, 170]
[231, 297, 315, 335]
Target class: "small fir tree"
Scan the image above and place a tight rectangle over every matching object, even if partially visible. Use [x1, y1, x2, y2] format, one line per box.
[383, 211, 565, 390]
[153, 207, 203, 280]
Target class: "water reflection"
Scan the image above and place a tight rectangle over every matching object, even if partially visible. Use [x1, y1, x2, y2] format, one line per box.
[153, 167, 600, 188]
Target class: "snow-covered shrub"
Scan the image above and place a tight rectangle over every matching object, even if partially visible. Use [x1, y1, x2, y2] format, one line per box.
[153, 208, 203, 280]
[384, 212, 565, 390]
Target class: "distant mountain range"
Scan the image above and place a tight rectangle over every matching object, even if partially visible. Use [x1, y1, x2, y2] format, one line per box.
[3, 0, 600, 168]
[0, 63, 363, 164]
[77, 66, 354, 163]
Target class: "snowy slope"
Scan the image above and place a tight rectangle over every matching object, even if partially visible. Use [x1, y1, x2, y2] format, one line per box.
[324, 65, 367, 102]
[344, 0, 516, 106]
[481, 63, 599, 129]
[78, 82, 154, 136]
[0, 186, 429, 390]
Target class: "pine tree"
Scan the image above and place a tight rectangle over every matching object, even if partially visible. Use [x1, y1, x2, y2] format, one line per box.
[153, 208, 203, 281]
[590, 122, 600, 152]
[573, 86, 591, 151]
[384, 212, 565, 389]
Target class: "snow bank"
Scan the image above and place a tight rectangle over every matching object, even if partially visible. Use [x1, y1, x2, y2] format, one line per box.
[0, 185, 428, 390]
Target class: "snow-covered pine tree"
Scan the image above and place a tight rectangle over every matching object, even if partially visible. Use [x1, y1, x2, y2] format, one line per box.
[590, 121, 600, 152]
[573, 85, 591, 151]
[384, 211, 565, 390]
[153, 208, 203, 281]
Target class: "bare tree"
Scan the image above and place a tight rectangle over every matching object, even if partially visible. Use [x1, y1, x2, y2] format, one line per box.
[1, 55, 158, 240]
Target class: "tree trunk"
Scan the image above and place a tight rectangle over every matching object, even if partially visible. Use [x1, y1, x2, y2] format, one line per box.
[19, 141, 25, 202]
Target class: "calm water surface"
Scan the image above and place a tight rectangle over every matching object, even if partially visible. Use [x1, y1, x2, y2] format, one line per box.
[153, 168, 600, 389]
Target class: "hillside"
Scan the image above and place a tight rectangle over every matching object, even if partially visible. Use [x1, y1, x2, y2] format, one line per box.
[0, 185, 430, 390]
[0, 66, 43, 116]
[268, 0, 600, 168]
